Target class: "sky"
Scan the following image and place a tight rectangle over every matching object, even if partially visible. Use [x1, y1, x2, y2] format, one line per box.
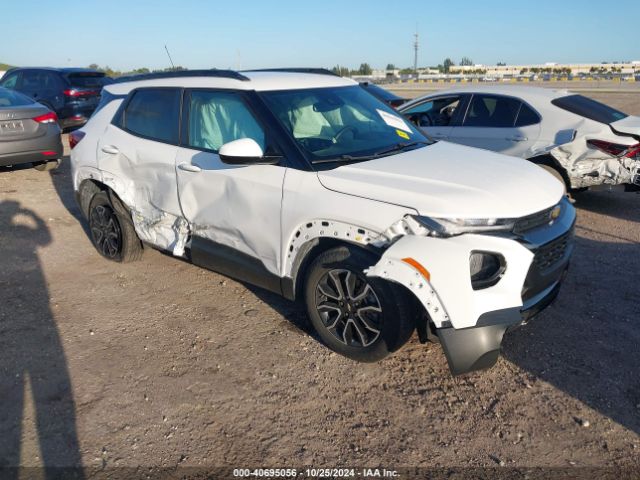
[2, 0, 639, 71]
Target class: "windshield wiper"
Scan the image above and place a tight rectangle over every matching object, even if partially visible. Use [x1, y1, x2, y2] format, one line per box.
[312, 141, 430, 164]
[373, 140, 430, 156]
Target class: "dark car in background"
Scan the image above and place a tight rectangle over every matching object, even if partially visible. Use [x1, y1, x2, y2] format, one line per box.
[359, 82, 406, 108]
[0, 87, 63, 170]
[0, 67, 109, 130]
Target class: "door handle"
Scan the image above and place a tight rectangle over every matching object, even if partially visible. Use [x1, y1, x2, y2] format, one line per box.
[178, 162, 202, 173]
[507, 136, 528, 142]
[431, 133, 448, 139]
[101, 145, 119, 154]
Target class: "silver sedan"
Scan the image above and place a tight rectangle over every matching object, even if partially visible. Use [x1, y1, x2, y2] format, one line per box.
[0, 87, 63, 171]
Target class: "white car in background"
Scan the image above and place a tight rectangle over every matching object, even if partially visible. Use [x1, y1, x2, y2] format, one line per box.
[399, 86, 640, 191]
[70, 70, 575, 375]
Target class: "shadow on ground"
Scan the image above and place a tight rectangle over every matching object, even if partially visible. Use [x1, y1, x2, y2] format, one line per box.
[574, 189, 640, 223]
[503, 224, 640, 436]
[0, 199, 84, 479]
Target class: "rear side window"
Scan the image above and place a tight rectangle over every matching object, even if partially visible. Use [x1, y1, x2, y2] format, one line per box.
[551, 94, 627, 124]
[21, 71, 53, 90]
[123, 88, 181, 144]
[515, 103, 540, 127]
[463, 94, 520, 127]
[67, 72, 108, 89]
[0, 88, 34, 107]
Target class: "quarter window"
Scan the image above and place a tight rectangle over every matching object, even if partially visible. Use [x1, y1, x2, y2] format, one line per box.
[124, 88, 181, 143]
[0, 73, 19, 89]
[187, 91, 265, 152]
[515, 103, 540, 127]
[463, 94, 520, 127]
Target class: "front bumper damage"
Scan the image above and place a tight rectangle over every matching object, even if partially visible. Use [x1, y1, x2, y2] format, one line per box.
[367, 200, 575, 375]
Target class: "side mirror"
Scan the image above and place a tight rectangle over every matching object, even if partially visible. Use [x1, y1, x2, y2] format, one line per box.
[219, 138, 277, 165]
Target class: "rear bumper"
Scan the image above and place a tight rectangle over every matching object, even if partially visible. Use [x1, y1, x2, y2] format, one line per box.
[59, 104, 96, 129]
[60, 115, 89, 129]
[0, 131, 63, 167]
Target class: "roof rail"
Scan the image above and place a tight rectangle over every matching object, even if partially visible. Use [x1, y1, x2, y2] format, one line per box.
[244, 68, 339, 77]
[113, 69, 249, 83]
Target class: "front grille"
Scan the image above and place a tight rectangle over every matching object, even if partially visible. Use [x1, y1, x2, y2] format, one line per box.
[533, 229, 574, 271]
[513, 206, 555, 234]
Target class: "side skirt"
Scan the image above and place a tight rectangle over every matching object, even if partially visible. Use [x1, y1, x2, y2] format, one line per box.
[189, 236, 284, 296]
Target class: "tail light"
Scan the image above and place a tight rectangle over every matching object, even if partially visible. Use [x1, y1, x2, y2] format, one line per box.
[63, 89, 99, 97]
[69, 130, 86, 150]
[587, 139, 640, 159]
[32, 111, 58, 124]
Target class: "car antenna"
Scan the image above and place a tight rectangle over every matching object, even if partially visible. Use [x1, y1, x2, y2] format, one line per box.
[164, 44, 176, 71]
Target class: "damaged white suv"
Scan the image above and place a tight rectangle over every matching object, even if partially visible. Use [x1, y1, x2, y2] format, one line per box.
[70, 70, 576, 375]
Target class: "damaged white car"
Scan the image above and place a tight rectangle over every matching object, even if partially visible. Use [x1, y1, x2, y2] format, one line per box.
[70, 70, 575, 375]
[399, 86, 640, 191]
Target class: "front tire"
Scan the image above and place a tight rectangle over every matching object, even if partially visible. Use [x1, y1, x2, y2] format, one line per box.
[88, 191, 143, 263]
[304, 246, 415, 362]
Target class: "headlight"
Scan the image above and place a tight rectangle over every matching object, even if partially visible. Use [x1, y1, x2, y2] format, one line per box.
[410, 215, 515, 237]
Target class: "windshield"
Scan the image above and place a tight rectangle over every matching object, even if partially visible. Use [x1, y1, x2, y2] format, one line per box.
[260, 86, 429, 163]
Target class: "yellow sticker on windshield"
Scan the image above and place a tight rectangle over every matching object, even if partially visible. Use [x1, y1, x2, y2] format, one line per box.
[396, 129, 410, 140]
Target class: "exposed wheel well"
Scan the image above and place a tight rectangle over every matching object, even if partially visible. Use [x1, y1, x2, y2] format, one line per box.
[77, 179, 130, 220]
[528, 154, 571, 190]
[288, 238, 382, 301]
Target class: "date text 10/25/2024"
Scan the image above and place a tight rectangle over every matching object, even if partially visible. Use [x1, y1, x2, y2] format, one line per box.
[233, 468, 399, 478]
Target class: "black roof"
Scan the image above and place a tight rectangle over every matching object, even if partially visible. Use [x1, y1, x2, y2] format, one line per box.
[243, 68, 339, 77]
[4, 67, 104, 75]
[113, 69, 249, 83]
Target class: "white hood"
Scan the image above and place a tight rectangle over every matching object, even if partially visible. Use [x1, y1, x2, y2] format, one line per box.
[317, 142, 564, 218]
[611, 115, 640, 139]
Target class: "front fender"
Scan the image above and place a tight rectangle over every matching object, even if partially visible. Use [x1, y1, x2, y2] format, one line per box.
[366, 234, 534, 330]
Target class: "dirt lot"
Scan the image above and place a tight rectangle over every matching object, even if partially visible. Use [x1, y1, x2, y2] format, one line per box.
[1, 90, 639, 478]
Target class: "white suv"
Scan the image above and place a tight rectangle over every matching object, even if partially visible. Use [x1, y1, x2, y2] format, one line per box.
[70, 70, 575, 375]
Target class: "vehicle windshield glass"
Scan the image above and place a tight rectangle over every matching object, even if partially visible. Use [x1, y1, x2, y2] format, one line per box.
[551, 94, 628, 124]
[260, 86, 429, 163]
[0, 88, 34, 107]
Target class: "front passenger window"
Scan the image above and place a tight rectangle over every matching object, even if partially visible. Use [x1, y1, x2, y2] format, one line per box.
[404, 96, 461, 127]
[187, 91, 265, 152]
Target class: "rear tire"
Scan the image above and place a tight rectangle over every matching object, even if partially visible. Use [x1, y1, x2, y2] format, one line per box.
[33, 159, 60, 171]
[304, 246, 415, 362]
[88, 191, 143, 263]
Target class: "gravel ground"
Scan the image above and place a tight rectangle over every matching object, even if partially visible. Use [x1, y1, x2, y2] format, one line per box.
[0, 91, 639, 479]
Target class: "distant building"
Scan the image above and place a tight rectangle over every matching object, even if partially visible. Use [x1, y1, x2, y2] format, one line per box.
[451, 62, 640, 77]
